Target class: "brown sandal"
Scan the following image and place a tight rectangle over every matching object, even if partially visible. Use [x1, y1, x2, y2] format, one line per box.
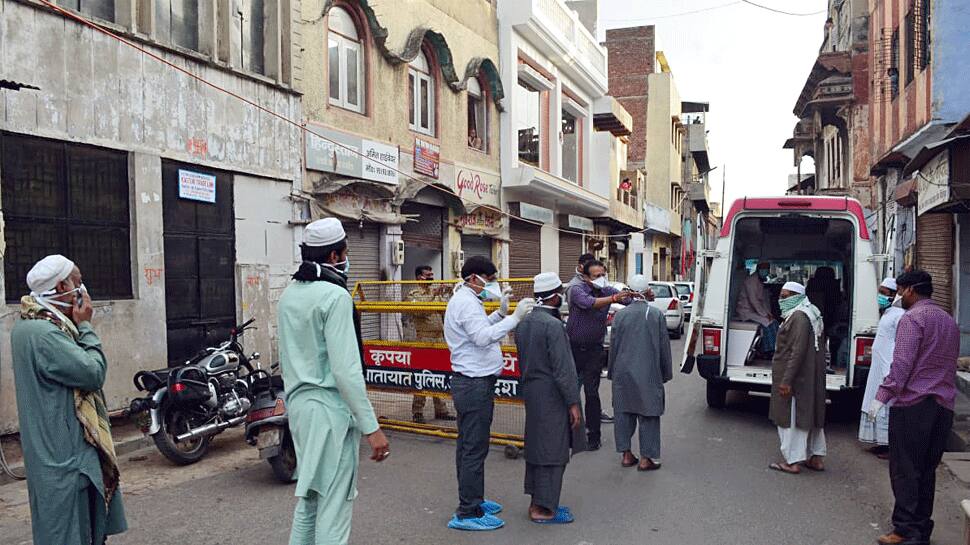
[638, 459, 661, 471]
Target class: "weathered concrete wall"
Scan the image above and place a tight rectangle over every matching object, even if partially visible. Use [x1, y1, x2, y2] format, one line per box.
[301, 0, 501, 177]
[0, 0, 303, 432]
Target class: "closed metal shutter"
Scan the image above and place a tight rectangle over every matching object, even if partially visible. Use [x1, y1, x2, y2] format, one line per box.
[917, 213, 954, 313]
[461, 234, 492, 261]
[343, 221, 382, 340]
[509, 219, 541, 279]
[401, 202, 443, 249]
[559, 231, 582, 281]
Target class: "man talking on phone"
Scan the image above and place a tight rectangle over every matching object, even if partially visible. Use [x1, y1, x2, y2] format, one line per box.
[11, 255, 127, 545]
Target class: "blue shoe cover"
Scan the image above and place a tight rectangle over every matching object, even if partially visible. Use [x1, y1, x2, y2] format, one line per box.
[448, 514, 505, 531]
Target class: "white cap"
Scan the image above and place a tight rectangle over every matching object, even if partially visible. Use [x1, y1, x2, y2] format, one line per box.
[782, 281, 805, 295]
[533, 272, 562, 293]
[881, 277, 897, 291]
[26, 255, 75, 294]
[628, 274, 650, 293]
[303, 218, 346, 247]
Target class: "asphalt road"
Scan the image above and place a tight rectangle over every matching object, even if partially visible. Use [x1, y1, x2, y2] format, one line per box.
[1, 338, 965, 545]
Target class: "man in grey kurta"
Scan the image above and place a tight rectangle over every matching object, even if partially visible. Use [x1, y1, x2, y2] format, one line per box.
[11, 255, 126, 544]
[514, 273, 584, 523]
[608, 275, 672, 471]
[769, 281, 827, 474]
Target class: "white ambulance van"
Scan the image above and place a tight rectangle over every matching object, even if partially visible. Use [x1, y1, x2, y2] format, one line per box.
[681, 196, 886, 408]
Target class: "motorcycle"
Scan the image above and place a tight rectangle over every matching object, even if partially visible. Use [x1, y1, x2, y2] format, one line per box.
[128, 319, 261, 465]
[245, 362, 297, 483]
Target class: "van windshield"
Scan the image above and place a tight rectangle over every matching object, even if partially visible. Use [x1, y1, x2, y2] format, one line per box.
[727, 215, 856, 379]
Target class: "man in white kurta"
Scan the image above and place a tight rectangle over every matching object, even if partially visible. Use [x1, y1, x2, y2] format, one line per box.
[859, 277, 905, 454]
[279, 218, 390, 545]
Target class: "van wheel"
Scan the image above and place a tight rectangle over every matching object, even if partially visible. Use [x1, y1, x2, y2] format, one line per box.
[706, 381, 727, 409]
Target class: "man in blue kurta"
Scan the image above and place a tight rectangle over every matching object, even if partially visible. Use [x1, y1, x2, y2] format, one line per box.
[11, 255, 127, 544]
[279, 218, 390, 545]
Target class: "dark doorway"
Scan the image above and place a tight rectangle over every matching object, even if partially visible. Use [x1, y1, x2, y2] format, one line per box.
[162, 161, 236, 366]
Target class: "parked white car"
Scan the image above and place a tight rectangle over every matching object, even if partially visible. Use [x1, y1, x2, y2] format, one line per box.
[673, 281, 694, 319]
[648, 282, 685, 339]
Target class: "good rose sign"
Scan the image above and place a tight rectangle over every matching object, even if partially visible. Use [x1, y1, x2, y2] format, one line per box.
[453, 164, 500, 208]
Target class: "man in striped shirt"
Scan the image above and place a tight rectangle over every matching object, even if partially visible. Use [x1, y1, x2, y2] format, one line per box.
[868, 270, 960, 545]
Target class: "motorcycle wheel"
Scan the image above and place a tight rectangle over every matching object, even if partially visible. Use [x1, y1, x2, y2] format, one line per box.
[268, 432, 297, 483]
[152, 406, 212, 466]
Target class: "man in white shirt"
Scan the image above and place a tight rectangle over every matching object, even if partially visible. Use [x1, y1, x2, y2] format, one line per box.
[444, 256, 535, 531]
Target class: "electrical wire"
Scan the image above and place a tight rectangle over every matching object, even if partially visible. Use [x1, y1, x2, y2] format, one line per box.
[740, 0, 826, 16]
[35, 0, 652, 239]
[600, 1, 742, 23]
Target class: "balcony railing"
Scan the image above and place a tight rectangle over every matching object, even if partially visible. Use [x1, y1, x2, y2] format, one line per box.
[532, 0, 608, 82]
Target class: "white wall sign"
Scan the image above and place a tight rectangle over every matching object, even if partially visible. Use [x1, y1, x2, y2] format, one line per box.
[517, 202, 555, 224]
[362, 140, 400, 185]
[917, 150, 950, 216]
[567, 215, 594, 232]
[454, 164, 500, 208]
[178, 169, 217, 203]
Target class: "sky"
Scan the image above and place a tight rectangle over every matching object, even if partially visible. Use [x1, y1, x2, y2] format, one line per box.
[597, 0, 828, 209]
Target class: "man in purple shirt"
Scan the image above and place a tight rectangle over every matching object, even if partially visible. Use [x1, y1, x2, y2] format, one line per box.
[566, 260, 632, 450]
[868, 270, 959, 545]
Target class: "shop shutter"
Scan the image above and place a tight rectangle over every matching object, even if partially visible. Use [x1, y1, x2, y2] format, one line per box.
[509, 219, 542, 279]
[461, 234, 492, 261]
[343, 221, 382, 341]
[401, 202, 444, 249]
[916, 213, 954, 313]
[559, 231, 583, 281]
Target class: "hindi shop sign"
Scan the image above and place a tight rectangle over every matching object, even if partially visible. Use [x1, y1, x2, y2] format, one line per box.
[363, 343, 521, 399]
[917, 150, 950, 216]
[414, 137, 440, 179]
[177, 169, 217, 203]
[306, 123, 399, 185]
[454, 164, 500, 208]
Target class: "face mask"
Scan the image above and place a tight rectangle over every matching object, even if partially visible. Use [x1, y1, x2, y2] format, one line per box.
[36, 283, 86, 309]
[877, 293, 892, 310]
[472, 275, 502, 301]
[758, 269, 769, 280]
[591, 276, 609, 290]
[538, 293, 562, 310]
[778, 294, 805, 314]
[323, 258, 350, 277]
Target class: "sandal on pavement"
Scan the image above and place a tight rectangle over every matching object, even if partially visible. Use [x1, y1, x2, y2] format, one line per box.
[769, 462, 801, 474]
[638, 459, 661, 471]
[621, 455, 639, 468]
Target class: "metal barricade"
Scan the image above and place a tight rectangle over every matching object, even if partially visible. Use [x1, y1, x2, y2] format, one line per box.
[352, 279, 534, 458]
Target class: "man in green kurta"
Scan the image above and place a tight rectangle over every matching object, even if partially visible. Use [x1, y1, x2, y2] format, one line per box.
[11, 255, 127, 544]
[279, 218, 390, 545]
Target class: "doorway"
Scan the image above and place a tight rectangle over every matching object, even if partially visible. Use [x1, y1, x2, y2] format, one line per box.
[162, 161, 236, 366]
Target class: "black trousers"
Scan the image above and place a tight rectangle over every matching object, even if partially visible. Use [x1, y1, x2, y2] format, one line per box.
[451, 374, 497, 519]
[888, 397, 954, 541]
[571, 343, 604, 443]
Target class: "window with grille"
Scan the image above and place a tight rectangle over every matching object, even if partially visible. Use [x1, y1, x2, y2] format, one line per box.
[914, 0, 930, 73]
[890, 29, 900, 99]
[56, 0, 115, 21]
[1, 133, 132, 303]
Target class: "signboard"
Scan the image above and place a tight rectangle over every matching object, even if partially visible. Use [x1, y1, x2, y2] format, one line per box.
[456, 208, 504, 237]
[917, 150, 950, 216]
[362, 140, 400, 185]
[454, 164, 500, 208]
[363, 343, 521, 399]
[517, 202, 555, 224]
[178, 169, 216, 203]
[567, 215, 594, 232]
[305, 122, 399, 185]
[414, 137, 440, 179]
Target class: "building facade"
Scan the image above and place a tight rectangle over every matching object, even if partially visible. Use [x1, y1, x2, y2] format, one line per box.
[0, 0, 304, 431]
[300, 0, 505, 316]
[784, 0, 874, 210]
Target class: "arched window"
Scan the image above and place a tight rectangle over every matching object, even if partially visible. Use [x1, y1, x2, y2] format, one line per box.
[328, 7, 364, 113]
[408, 50, 435, 135]
[467, 76, 488, 152]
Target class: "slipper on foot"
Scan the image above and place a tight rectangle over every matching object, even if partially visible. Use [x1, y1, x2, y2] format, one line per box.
[448, 514, 505, 531]
[769, 462, 800, 475]
[621, 456, 639, 468]
[531, 508, 575, 524]
[481, 499, 503, 515]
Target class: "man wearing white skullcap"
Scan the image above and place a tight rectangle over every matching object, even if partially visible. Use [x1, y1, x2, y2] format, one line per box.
[769, 281, 827, 474]
[608, 274, 672, 471]
[514, 273, 583, 523]
[858, 277, 904, 455]
[11, 256, 127, 544]
[278, 218, 389, 544]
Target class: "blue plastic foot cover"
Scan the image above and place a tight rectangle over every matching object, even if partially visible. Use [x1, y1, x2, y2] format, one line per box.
[532, 506, 575, 524]
[447, 514, 505, 531]
[481, 499, 503, 515]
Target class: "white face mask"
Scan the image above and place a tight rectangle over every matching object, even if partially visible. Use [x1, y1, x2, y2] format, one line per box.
[591, 276, 609, 290]
[538, 293, 562, 310]
[36, 283, 87, 308]
[323, 258, 350, 277]
[471, 275, 502, 301]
